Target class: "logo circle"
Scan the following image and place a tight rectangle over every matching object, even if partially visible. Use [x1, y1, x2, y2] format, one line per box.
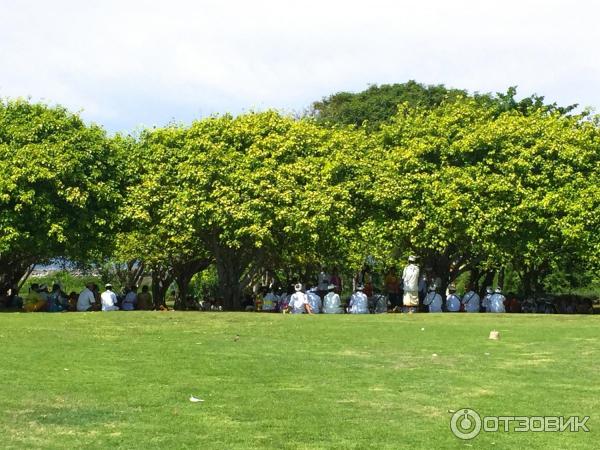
[450, 408, 482, 440]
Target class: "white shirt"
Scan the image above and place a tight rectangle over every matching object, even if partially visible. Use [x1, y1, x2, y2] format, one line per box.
[289, 292, 309, 314]
[424, 292, 443, 312]
[307, 292, 322, 314]
[349, 291, 369, 314]
[489, 294, 506, 313]
[462, 291, 481, 313]
[101, 290, 119, 311]
[402, 264, 420, 292]
[446, 293, 461, 312]
[77, 288, 96, 311]
[322, 292, 343, 314]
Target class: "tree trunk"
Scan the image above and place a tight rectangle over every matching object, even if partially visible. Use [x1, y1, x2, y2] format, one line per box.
[151, 265, 173, 309]
[498, 266, 505, 290]
[214, 246, 244, 310]
[172, 258, 211, 310]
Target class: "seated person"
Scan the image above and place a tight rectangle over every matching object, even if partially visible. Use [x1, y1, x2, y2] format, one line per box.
[136, 285, 153, 310]
[488, 287, 506, 313]
[322, 284, 344, 314]
[348, 285, 369, 314]
[122, 286, 138, 311]
[77, 283, 97, 312]
[67, 292, 78, 311]
[461, 285, 480, 313]
[446, 285, 461, 312]
[262, 287, 278, 312]
[47, 283, 67, 312]
[100, 283, 119, 311]
[371, 288, 388, 314]
[424, 284, 443, 313]
[287, 284, 312, 314]
[306, 286, 322, 314]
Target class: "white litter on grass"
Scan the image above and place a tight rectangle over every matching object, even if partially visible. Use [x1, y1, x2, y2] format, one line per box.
[484, 352, 491, 356]
[64, 368, 69, 371]
[432, 353, 438, 357]
[420, 327, 425, 331]
[189, 396, 204, 403]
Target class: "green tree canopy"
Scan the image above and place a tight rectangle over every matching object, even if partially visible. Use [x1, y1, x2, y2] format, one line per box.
[0, 99, 125, 293]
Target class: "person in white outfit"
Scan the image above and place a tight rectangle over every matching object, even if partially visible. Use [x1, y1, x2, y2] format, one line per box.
[100, 284, 119, 311]
[402, 255, 420, 313]
[349, 285, 369, 314]
[489, 287, 506, 313]
[461, 285, 481, 313]
[287, 284, 312, 314]
[446, 284, 461, 312]
[323, 284, 343, 314]
[423, 284, 443, 313]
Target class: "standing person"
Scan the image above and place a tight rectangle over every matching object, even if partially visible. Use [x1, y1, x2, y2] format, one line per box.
[100, 283, 119, 311]
[323, 284, 343, 314]
[446, 284, 461, 312]
[489, 287, 506, 313]
[287, 284, 312, 314]
[307, 287, 322, 314]
[384, 267, 401, 312]
[122, 286, 138, 311]
[77, 282, 97, 312]
[481, 287, 493, 312]
[423, 284, 443, 313]
[137, 285, 153, 310]
[462, 284, 481, 313]
[402, 255, 420, 313]
[349, 285, 369, 314]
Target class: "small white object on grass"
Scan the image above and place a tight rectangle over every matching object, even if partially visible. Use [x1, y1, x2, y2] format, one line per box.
[421, 327, 425, 331]
[488, 330, 500, 340]
[484, 352, 490, 356]
[189, 396, 204, 403]
[432, 353, 438, 357]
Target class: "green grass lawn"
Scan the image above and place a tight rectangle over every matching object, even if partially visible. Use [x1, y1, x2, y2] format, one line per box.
[0, 312, 598, 449]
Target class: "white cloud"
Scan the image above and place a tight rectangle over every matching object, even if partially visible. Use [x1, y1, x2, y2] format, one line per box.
[1, 0, 598, 131]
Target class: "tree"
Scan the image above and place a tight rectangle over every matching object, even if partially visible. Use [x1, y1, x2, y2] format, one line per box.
[0, 99, 125, 295]
[310, 80, 468, 130]
[365, 98, 600, 295]
[127, 112, 358, 309]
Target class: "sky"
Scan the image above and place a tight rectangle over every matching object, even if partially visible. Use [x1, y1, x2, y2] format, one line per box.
[1, 0, 599, 132]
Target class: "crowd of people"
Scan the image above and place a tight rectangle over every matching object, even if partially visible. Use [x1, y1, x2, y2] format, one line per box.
[246, 256, 596, 315]
[0, 282, 158, 312]
[0, 256, 595, 314]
